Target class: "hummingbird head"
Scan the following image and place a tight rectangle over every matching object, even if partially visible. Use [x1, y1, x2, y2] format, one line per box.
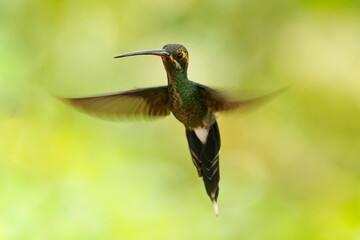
[114, 44, 189, 73]
[161, 44, 189, 73]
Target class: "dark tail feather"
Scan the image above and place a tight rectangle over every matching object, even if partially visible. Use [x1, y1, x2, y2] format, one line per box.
[202, 122, 220, 201]
[186, 121, 221, 215]
[186, 127, 203, 178]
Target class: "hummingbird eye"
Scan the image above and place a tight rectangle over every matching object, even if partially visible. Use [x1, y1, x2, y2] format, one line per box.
[176, 53, 184, 60]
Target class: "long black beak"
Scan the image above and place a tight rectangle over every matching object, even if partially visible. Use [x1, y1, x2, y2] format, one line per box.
[114, 49, 169, 59]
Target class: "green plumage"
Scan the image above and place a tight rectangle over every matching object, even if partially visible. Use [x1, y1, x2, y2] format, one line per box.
[168, 75, 208, 127]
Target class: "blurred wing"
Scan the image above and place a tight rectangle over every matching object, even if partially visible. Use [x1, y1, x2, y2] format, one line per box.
[62, 86, 170, 120]
[198, 84, 287, 113]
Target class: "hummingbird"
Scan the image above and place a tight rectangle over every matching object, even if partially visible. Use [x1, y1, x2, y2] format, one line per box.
[62, 44, 284, 216]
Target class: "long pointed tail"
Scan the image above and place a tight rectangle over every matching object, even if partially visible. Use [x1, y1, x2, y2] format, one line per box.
[186, 121, 220, 215]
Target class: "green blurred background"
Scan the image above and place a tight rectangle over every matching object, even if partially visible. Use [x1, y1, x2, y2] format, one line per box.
[1, 0, 360, 239]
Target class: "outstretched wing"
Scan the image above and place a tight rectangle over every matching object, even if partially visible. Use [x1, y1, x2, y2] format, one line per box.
[197, 84, 287, 113]
[62, 86, 170, 120]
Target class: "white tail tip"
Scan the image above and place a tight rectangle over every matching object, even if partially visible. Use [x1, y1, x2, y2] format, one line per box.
[212, 199, 218, 216]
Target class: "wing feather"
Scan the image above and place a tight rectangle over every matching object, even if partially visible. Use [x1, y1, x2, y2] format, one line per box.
[197, 84, 287, 113]
[62, 86, 170, 120]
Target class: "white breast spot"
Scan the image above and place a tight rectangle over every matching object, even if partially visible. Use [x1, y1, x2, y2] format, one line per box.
[194, 127, 209, 144]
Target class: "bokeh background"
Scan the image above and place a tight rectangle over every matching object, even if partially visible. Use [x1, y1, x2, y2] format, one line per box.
[1, 0, 360, 239]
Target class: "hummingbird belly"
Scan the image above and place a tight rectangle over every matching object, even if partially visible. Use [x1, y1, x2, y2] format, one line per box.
[168, 79, 210, 128]
[170, 100, 209, 128]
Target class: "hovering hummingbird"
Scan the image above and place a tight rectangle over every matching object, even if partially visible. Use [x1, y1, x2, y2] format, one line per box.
[62, 44, 284, 216]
